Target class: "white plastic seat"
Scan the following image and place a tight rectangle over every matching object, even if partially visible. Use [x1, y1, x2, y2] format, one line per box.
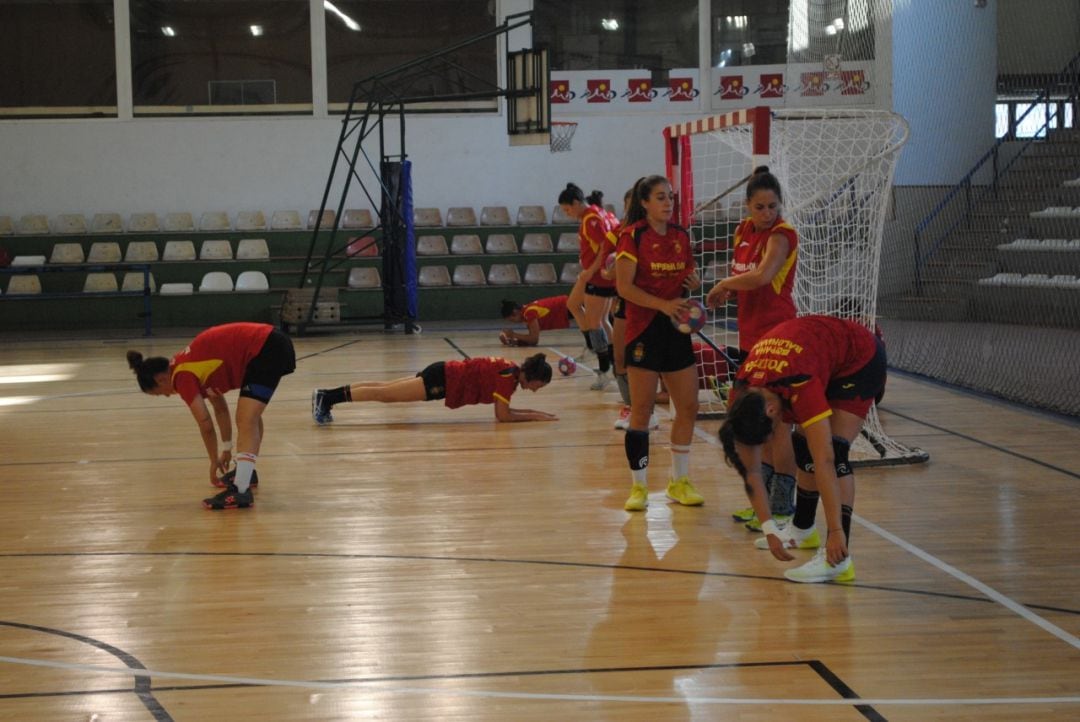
[7, 275, 42, 294]
[417, 235, 449, 256]
[414, 208, 443, 227]
[271, 210, 302, 230]
[524, 263, 558, 285]
[450, 234, 483, 255]
[1030, 206, 1072, 218]
[163, 212, 195, 232]
[1063, 177, 1080, 187]
[17, 214, 50, 235]
[124, 241, 159, 263]
[11, 255, 46, 266]
[560, 262, 582, 284]
[452, 265, 487, 286]
[87, 242, 122, 264]
[199, 211, 231, 231]
[235, 270, 270, 292]
[446, 207, 477, 226]
[480, 206, 511, 226]
[49, 243, 85, 264]
[485, 234, 518, 254]
[557, 232, 580, 253]
[516, 205, 547, 225]
[342, 209, 374, 229]
[418, 265, 452, 287]
[235, 211, 267, 231]
[347, 267, 381, 288]
[83, 272, 118, 293]
[91, 213, 124, 234]
[0, 215, 12, 234]
[308, 209, 335, 230]
[1019, 274, 1050, 286]
[128, 213, 161, 233]
[521, 233, 554, 254]
[199, 271, 234, 292]
[1049, 275, 1077, 288]
[162, 240, 197, 261]
[551, 205, 576, 225]
[121, 271, 156, 293]
[199, 240, 233, 260]
[54, 214, 88, 234]
[159, 282, 194, 295]
[235, 238, 270, 260]
[487, 264, 522, 285]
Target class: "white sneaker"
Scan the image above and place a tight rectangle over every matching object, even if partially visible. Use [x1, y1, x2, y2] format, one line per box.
[590, 371, 611, 391]
[613, 406, 631, 430]
[754, 523, 821, 550]
[783, 548, 855, 583]
[648, 412, 660, 430]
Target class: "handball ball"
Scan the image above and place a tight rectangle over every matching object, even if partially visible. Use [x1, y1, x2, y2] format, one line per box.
[672, 299, 708, 334]
[558, 356, 577, 376]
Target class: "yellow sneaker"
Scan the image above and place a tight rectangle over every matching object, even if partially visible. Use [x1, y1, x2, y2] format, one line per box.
[665, 477, 704, 506]
[624, 483, 649, 511]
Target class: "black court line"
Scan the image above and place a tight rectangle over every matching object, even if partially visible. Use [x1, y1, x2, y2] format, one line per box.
[1, 550, 1077, 617]
[444, 336, 470, 359]
[294, 339, 364, 362]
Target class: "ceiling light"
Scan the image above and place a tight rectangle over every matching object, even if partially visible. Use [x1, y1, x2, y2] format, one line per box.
[325, 1, 361, 31]
[250, 25, 263, 37]
[833, 17, 845, 30]
[601, 18, 619, 31]
[825, 24, 837, 36]
[161, 26, 176, 37]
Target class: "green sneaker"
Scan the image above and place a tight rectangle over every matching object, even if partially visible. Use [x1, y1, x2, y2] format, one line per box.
[731, 507, 755, 522]
[624, 483, 649, 512]
[665, 477, 704, 506]
[745, 514, 791, 532]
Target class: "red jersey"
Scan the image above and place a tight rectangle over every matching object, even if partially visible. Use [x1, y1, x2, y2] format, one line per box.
[443, 357, 521, 409]
[731, 217, 798, 350]
[522, 295, 570, 331]
[578, 205, 618, 288]
[615, 220, 696, 342]
[733, 316, 878, 428]
[170, 323, 274, 405]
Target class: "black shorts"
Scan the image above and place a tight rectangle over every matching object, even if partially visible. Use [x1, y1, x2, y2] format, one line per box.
[240, 329, 296, 403]
[585, 283, 618, 298]
[825, 336, 887, 416]
[416, 362, 447, 401]
[612, 296, 626, 320]
[626, 312, 695, 373]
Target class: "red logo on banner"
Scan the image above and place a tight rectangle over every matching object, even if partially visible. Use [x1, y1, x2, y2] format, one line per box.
[716, 75, 747, 100]
[550, 80, 574, 103]
[625, 78, 656, 102]
[839, 70, 869, 95]
[666, 77, 699, 101]
[800, 72, 826, 97]
[585, 79, 615, 103]
[759, 73, 784, 98]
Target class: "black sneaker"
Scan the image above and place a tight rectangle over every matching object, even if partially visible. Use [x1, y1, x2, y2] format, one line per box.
[203, 484, 254, 510]
[312, 389, 334, 425]
[215, 468, 259, 489]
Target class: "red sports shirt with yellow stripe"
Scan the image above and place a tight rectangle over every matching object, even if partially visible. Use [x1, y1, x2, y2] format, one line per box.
[443, 357, 521, 409]
[733, 316, 877, 428]
[578, 205, 618, 289]
[170, 322, 273, 405]
[522, 295, 570, 331]
[731, 216, 798, 351]
[615, 220, 696, 342]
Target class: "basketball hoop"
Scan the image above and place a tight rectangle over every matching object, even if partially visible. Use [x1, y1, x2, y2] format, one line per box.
[550, 122, 578, 153]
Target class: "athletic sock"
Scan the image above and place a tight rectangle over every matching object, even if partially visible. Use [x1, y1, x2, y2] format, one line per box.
[323, 386, 352, 406]
[841, 504, 853, 544]
[793, 486, 820, 530]
[233, 452, 257, 493]
[670, 444, 690, 479]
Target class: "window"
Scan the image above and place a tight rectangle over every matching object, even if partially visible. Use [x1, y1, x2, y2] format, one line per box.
[712, 1, 790, 68]
[130, 0, 311, 114]
[0, 0, 116, 115]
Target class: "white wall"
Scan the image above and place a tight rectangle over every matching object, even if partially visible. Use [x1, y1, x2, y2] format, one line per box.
[998, 0, 1080, 74]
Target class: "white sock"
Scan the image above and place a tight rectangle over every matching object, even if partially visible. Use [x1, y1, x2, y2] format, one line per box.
[631, 468, 648, 485]
[670, 444, 690, 480]
[233, 452, 257, 493]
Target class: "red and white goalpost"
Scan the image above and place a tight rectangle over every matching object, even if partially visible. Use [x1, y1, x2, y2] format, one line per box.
[665, 106, 926, 466]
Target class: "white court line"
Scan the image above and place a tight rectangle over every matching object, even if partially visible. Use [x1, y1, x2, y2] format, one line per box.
[0, 655, 1076, 706]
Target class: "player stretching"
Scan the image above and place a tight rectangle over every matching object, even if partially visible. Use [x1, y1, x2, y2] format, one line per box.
[499, 295, 575, 347]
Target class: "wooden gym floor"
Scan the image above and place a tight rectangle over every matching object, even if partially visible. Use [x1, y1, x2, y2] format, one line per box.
[0, 325, 1077, 721]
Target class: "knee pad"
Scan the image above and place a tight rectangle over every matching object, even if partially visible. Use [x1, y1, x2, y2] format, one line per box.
[624, 429, 649, 471]
[833, 436, 853, 477]
[791, 431, 815, 473]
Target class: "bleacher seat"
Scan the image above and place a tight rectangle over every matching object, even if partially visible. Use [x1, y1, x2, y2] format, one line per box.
[1018, 274, 1051, 286]
[164, 212, 196, 232]
[342, 209, 374, 229]
[163, 240, 197, 261]
[83, 272, 118, 293]
[417, 235, 449, 256]
[236, 238, 270, 260]
[347, 267, 381, 288]
[271, 210, 302, 230]
[7, 275, 42, 294]
[446, 207, 477, 226]
[199, 212, 230, 231]
[418, 265, 452, 287]
[1049, 274, 1078, 288]
[121, 271, 156, 293]
[551, 205, 575, 225]
[17, 215, 50, 235]
[11, 255, 46, 266]
[308, 209, 335, 230]
[452, 265, 486, 286]
[1029, 206, 1073, 218]
[124, 241, 159, 263]
[235, 270, 270, 292]
[480, 206, 511, 226]
[49, 243, 85, 264]
[485, 234, 517, 254]
[199, 240, 233, 260]
[159, 282, 194, 295]
[414, 208, 443, 227]
[517, 205, 547, 225]
[521, 233, 554, 254]
[346, 236, 379, 257]
[128, 213, 161, 233]
[450, 234, 483, 255]
[235, 211, 267, 231]
[977, 272, 1023, 286]
[0, 215, 12, 234]
[487, 264, 522, 285]
[524, 263, 558, 285]
[87, 242, 122, 264]
[560, 262, 582, 284]
[1064, 176, 1080, 187]
[557, 232, 579, 253]
[199, 271, 234, 292]
[91, 213, 124, 234]
[54, 214, 88, 234]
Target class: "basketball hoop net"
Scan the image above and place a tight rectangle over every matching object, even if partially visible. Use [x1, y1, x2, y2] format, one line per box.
[550, 122, 578, 153]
